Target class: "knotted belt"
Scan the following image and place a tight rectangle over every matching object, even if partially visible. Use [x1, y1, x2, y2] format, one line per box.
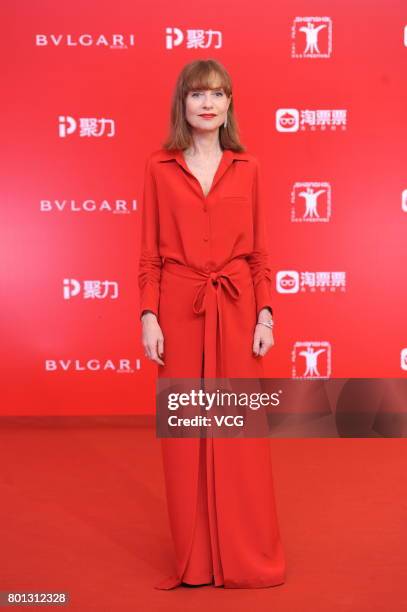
[162, 257, 249, 378]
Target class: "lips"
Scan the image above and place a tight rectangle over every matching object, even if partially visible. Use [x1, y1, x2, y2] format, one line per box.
[199, 114, 216, 118]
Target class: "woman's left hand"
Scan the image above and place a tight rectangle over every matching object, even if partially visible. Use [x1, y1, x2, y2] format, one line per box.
[253, 309, 275, 357]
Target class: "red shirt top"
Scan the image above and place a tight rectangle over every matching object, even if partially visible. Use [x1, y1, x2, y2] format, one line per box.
[138, 147, 273, 319]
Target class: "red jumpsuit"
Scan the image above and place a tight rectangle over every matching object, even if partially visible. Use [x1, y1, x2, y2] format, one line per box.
[138, 147, 286, 589]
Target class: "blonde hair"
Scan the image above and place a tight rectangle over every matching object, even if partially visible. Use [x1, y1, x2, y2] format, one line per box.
[162, 59, 246, 152]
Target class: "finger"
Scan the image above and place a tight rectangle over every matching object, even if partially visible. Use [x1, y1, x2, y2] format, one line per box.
[258, 339, 266, 357]
[150, 343, 165, 366]
[147, 343, 157, 361]
[157, 337, 164, 357]
[258, 334, 272, 356]
[260, 338, 274, 357]
[253, 329, 261, 356]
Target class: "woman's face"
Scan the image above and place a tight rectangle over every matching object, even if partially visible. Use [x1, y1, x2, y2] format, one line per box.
[184, 82, 231, 134]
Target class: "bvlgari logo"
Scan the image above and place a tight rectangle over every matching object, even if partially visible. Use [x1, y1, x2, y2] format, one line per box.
[44, 359, 141, 372]
[35, 34, 135, 49]
[40, 199, 137, 214]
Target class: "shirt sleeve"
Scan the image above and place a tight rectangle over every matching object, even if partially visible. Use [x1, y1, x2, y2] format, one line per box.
[247, 158, 274, 318]
[138, 155, 162, 319]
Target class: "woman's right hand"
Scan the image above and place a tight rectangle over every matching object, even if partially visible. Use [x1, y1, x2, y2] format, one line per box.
[141, 312, 165, 366]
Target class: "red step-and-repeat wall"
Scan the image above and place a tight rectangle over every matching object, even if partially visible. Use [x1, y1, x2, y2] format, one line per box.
[3, 1, 407, 415]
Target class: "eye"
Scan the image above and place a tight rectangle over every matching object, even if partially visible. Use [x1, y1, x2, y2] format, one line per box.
[191, 92, 201, 97]
[214, 91, 224, 96]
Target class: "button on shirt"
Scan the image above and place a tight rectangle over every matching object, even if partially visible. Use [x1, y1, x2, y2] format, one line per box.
[138, 147, 273, 319]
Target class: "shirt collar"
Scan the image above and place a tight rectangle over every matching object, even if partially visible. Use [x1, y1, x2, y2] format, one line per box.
[156, 148, 250, 163]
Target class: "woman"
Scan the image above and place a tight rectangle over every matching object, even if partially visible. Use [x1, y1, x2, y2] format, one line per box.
[138, 59, 286, 589]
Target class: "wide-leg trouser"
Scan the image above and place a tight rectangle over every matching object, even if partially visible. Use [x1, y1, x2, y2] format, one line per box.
[154, 258, 286, 589]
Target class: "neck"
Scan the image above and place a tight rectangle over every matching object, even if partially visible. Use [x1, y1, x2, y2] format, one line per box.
[186, 131, 222, 157]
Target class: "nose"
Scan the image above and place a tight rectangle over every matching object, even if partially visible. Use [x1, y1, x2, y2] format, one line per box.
[202, 92, 214, 109]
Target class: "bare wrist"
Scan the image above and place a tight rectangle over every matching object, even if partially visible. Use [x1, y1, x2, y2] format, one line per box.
[257, 309, 274, 328]
[141, 310, 157, 322]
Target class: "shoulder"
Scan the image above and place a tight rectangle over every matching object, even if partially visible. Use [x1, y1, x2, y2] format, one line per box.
[233, 149, 257, 161]
[231, 151, 261, 185]
[145, 148, 176, 164]
[231, 149, 260, 170]
[142, 149, 178, 178]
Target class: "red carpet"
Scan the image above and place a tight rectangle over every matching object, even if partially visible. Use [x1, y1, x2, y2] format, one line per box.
[0, 418, 406, 611]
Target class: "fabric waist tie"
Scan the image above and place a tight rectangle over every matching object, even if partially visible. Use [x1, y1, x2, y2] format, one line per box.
[162, 257, 249, 379]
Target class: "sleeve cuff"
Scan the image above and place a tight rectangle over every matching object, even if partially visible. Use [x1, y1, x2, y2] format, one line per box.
[254, 279, 273, 318]
[139, 284, 160, 319]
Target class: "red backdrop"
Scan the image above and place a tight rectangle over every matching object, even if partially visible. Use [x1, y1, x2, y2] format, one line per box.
[3, 0, 407, 415]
